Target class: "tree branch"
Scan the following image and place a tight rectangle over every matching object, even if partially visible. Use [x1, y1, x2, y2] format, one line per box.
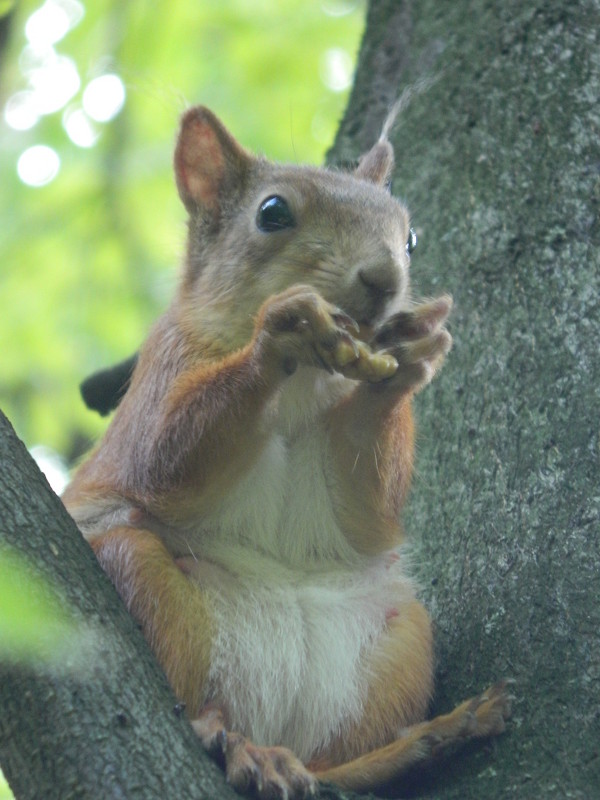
[0, 410, 239, 800]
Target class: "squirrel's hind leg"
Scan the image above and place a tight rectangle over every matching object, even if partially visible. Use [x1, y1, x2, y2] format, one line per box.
[89, 526, 213, 714]
[192, 706, 317, 800]
[309, 599, 433, 772]
[313, 681, 512, 793]
[310, 600, 511, 793]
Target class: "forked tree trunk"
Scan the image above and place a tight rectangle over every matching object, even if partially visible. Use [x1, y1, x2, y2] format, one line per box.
[1, 1, 598, 798]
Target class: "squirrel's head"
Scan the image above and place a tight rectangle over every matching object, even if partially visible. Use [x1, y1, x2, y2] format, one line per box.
[174, 106, 416, 350]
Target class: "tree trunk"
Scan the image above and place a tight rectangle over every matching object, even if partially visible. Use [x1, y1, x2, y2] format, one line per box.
[1, 0, 598, 798]
[328, 0, 600, 798]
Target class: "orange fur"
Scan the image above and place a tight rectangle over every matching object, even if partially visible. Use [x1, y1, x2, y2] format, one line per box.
[90, 527, 214, 713]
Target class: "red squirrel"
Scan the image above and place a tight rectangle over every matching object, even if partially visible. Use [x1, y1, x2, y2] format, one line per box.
[63, 106, 511, 798]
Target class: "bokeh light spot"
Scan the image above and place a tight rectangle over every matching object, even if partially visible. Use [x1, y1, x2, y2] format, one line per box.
[17, 145, 60, 187]
[82, 74, 126, 123]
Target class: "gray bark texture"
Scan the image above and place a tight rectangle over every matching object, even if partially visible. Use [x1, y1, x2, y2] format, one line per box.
[0, 410, 240, 799]
[0, 0, 598, 799]
[328, 0, 600, 798]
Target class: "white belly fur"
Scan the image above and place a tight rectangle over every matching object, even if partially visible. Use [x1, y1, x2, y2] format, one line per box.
[196, 550, 414, 762]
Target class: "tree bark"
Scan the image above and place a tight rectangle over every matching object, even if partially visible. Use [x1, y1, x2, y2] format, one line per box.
[0, 410, 240, 799]
[328, 0, 600, 798]
[1, 0, 599, 798]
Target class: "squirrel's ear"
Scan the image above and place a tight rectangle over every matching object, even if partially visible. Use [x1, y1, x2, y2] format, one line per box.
[354, 139, 395, 187]
[174, 106, 253, 214]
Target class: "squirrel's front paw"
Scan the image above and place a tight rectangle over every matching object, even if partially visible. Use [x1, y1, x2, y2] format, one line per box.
[371, 295, 453, 393]
[258, 285, 397, 382]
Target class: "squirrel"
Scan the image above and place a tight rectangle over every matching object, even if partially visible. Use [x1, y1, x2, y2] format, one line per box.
[62, 106, 511, 798]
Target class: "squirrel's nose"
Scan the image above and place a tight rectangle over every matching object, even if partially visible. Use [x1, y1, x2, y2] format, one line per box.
[358, 260, 400, 299]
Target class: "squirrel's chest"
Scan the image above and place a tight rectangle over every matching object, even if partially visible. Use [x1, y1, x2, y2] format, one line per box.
[196, 369, 353, 563]
[201, 426, 342, 561]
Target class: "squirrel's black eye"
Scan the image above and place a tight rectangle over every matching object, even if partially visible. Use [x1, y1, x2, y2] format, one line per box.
[257, 195, 295, 232]
[406, 227, 417, 255]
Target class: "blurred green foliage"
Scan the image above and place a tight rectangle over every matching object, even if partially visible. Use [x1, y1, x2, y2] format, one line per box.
[0, 0, 364, 466]
[0, 544, 83, 665]
[0, 775, 11, 800]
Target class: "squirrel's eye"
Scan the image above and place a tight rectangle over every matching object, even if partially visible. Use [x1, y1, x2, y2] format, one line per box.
[406, 227, 417, 255]
[257, 195, 295, 232]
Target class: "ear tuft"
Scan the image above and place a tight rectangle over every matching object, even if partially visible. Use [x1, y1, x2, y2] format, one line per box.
[174, 106, 253, 214]
[354, 140, 395, 187]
